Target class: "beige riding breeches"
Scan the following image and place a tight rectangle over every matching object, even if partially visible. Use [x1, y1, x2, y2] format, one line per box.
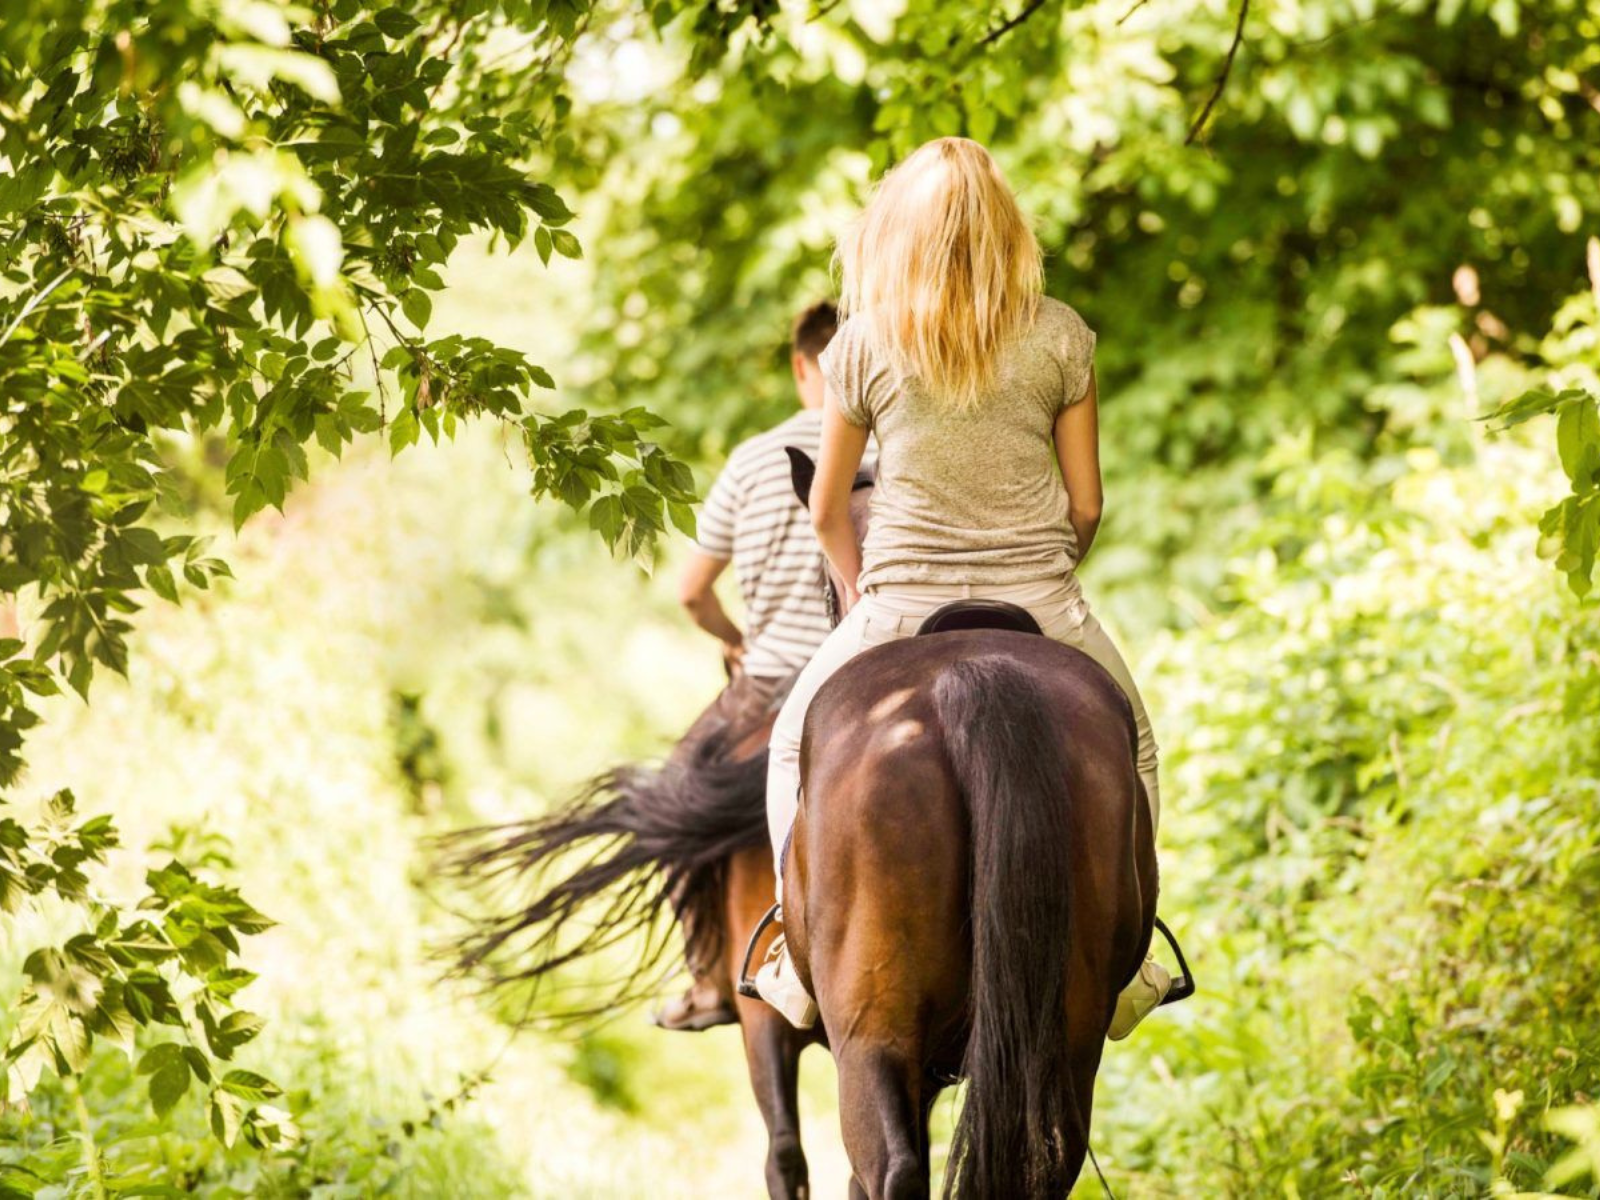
[764, 576, 1161, 894]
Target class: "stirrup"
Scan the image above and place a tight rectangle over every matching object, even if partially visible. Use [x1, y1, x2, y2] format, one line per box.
[1154, 916, 1196, 1006]
[737, 902, 782, 1000]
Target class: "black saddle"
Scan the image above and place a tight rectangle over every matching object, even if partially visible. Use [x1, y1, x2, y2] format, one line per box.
[915, 599, 1043, 638]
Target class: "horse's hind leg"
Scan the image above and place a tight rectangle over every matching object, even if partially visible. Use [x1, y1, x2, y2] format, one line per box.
[738, 1002, 810, 1199]
[1063, 982, 1111, 1188]
[837, 1046, 927, 1200]
[730, 841, 811, 1198]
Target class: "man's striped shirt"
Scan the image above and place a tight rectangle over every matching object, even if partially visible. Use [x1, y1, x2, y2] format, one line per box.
[696, 409, 832, 681]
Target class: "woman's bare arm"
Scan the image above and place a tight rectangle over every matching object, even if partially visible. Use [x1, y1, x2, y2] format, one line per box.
[1053, 368, 1103, 566]
[810, 386, 871, 604]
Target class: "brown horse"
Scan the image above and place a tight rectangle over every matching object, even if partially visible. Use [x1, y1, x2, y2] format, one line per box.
[779, 637, 1155, 1198]
[766, 449, 1160, 1198]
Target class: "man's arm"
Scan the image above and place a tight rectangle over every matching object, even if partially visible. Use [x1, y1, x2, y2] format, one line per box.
[685, 452, 747, 670]
[678, 550, 744, 670]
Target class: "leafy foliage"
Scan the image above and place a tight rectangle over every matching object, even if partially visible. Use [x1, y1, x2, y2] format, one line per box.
[1, 802, 289, 1155]
[1485, 238, 1600, 596]
[562, 0, 1600, 619]
[1089, 433, 1600, 1195]
[0, 0, 714, 1171]
[1, 0, 702, 740]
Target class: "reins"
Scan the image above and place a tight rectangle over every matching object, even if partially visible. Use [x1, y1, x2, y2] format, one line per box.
[1085, 1143, 1115, 1198]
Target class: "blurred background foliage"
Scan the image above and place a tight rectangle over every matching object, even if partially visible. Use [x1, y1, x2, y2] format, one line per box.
[1, 0, 1598, 1195]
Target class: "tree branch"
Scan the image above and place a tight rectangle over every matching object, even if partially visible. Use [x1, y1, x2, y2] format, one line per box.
[980, 0, 1051, 47]
[1117, 0, 1150, 26]
[1185, 0, 1249, 145]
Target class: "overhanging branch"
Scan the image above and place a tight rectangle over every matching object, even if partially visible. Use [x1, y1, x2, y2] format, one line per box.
[1186, 0, 1250, 145]
[980, 0, 1051, 47]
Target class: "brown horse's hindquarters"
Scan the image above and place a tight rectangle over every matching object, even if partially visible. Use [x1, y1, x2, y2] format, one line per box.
[794, 726, 971, 1054]
[785, 633, 1154, 1198]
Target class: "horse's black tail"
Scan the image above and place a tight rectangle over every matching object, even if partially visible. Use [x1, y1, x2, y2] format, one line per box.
[935, 656, 1078, 1200]
[437, 732, 769, 1023]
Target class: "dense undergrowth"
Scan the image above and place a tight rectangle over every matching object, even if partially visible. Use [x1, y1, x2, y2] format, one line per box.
[1094, 433, 1600, 1196]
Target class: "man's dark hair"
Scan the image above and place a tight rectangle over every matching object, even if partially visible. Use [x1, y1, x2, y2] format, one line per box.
[791, 301, 839, 362]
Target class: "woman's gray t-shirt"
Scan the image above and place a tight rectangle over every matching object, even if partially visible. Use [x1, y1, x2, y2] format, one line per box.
[817, 296, 1097, 592]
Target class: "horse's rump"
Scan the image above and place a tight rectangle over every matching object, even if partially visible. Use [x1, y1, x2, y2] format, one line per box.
[788, 631, 1152, 1197]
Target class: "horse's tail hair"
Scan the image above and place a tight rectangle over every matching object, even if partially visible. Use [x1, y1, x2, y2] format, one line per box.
[936, 656, 1078, 1200]
[436, 732, 769, 1023]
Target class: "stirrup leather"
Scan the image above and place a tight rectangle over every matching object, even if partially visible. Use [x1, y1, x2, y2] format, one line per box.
[737, 902, 782, 1000]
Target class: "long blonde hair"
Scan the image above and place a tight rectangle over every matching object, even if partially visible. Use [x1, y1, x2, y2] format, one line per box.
[836, 137, 1043, 409]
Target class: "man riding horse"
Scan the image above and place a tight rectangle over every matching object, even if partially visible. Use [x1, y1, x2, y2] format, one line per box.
[654, 299, 847, 1033]
[447, 303, 857, 1197]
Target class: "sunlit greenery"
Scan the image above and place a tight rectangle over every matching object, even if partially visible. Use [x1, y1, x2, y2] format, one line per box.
[2, 0, 1598, 1195]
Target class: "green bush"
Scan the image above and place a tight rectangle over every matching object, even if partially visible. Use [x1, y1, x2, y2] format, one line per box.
[1093, 425, 1600, 1196]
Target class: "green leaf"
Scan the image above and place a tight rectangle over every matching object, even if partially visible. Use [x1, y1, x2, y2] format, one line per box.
[232, 479, 267, 533]
[551, 229, 582, 260]
[205, 967, 258, 998]
[374, 7, 422, 37]
[209, 1086, 246, 1146]
[182, 1044, 213, 1084]
[1485, 386, 1590, 430]
[390, 407, 420, 456]
[150, 1057, 192, 1118]
[214, 1010, 265, 1054]
[219, 1068, 281, 1103]
[137, 1042, 184, 1077]
[1555, 397, 1599, 490]
[668, 500, 697, 538]
[120, 527, 165, 566]
[136, 1043, 182, 1081]
[401, 289, 432, 331]
[89, 994, 137, 1053]
[47, 1009, 90, 1074]
[145, 564, 179, 605]
[526, 183, 573, 223]
[588, 494, 624, 546]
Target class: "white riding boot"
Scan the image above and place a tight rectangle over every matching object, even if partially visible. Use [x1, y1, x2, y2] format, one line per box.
[753, 926, 817, 1030]
[1108, 955, 1172, 1041]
